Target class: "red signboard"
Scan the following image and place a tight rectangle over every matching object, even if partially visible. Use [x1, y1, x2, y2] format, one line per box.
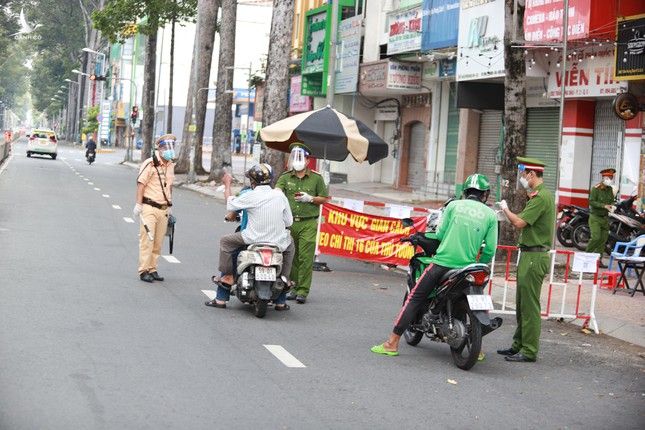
[317, 203, 428, 267]
[524, 0, 591, 42]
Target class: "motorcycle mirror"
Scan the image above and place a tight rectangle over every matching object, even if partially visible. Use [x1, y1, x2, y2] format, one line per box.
[401, 218, 414, 228]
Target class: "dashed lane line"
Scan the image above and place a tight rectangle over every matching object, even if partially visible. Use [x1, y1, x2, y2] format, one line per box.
[162, 255, 181, 263]
[88, 182, 94, 185]
[201, 290, 216, 301]
[102, 194, 110, 198]
[263, 345, 306, 368]
[123, 217, 135, 223]
[112, 205, 121, 210]
[93, 187, 101, 191]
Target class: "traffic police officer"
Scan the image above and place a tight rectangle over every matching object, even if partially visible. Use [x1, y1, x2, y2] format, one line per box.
[133, 134, 176, 283]
[497, 157, 555, 363]
[276, 143, 329, 304]
[586, 168, 616, 266]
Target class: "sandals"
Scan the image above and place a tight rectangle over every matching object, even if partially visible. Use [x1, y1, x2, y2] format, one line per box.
[274, 304, 290, 311]
[205, 299, 226, 308]
[370, 343, 399, 356]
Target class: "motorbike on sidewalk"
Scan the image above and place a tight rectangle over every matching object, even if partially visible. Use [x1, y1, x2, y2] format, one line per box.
[398, 216, 502, 371]
[86, 150, 96, 165]
[557, 205, 588, 247]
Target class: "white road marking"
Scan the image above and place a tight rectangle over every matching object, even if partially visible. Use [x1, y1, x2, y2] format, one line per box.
[263, 345, 306, 368]
[93, 187, 101, 191]
[201, 290, 216, 300]
[123, 217, 135, 223]
[102, 194, 110, 198]
[162, 255, 181, 263]
[112, 205, 121, 210]
[83, 178, 88, 181]
[88, 182, 94, 185]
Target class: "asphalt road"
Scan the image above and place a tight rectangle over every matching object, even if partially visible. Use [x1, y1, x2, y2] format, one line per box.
[1, 140, 643, 430]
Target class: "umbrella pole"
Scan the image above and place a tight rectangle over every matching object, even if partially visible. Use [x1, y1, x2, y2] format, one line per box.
[314, 144, 331, 272]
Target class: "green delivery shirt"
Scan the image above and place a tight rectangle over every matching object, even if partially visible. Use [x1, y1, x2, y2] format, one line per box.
[518, 183, 556, 248]
[431, 198, 499, 269]
[275, 169, 328, 218]
[588, 185, 614, 217]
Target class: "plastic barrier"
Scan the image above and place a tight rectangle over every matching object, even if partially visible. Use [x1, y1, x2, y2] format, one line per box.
[489, 246, 599, 334]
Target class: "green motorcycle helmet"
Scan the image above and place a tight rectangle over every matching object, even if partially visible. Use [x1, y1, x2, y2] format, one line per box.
[463, 173, 491, 202]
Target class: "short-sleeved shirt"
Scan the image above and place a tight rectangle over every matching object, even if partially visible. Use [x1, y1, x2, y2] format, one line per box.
[275, 169, 328, 218]
[226, 185, 293, 251]
[588, 185, 614, 217]
[518, 183, 555, 248]
[137, 157, 174, 204]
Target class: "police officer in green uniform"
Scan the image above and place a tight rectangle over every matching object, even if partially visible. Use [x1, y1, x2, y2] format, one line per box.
[496, 157, 555, 363]
[276, 144, 329, 304]
[586, 168, 616, 266]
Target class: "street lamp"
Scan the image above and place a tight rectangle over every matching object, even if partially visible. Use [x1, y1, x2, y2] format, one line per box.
[72, 69, 90, 77]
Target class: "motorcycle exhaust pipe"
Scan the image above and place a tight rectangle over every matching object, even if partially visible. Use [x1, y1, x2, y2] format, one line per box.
[481, 317, 503, 336]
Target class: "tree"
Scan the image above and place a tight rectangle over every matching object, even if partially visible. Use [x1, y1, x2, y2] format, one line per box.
[175, 0, 219, 174]
[208, 0, 236, 181]
[82, 105, 99, 135]
[500, 0, 528, 245]
[261, 0, 294, 177]
[91, 0, 197, 159]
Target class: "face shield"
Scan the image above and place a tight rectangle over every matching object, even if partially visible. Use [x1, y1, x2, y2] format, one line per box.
[158, 138, 176, 161]
[516, 163, 531, 191]
[289, 146, 308, 171]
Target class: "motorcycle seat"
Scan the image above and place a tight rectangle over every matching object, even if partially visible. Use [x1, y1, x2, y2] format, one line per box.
[246, 243, 281, 251]
[439, 263, 490, 284]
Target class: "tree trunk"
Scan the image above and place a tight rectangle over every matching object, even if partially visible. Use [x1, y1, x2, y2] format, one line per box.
[141, 29, 158, 160]
[77, 52, 88, 144]
[500, 0, 528, 245]
[175, 26, 198, 173]
[209, 0, 237, 181]
[175, 0, 219, 175]
[167, 18, 175, 134]
[261, 0, 295, 177]
[192, 0, 219, 176]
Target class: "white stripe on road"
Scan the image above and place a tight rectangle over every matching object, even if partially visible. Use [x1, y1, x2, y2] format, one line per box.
[112, 205, 121, 210]
[263, 345, 306, 368]
[93, 187, 100, 191]
[201, 290, 216, 300]
[88, 182, 94, 185]
[83, 178, 88, 181]
[102, 194, 110, 198]
[162, 255, 181, 263]
[123, 217, 135, 223]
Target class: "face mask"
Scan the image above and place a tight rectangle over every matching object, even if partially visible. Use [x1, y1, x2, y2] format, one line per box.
[162, 149, 175, 161]
[289, 147, 307, 171]
[519, 176, 531, 190]
[603, 178, 613, 186]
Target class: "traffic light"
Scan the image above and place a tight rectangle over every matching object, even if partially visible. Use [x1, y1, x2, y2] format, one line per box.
[130, 105, 139, 125]
[89, 74, 107, 81]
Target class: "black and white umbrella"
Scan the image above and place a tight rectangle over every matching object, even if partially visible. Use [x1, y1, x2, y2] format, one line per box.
[259, 106, 389, 164]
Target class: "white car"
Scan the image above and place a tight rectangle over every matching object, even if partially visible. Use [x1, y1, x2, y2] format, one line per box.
[27, 129, 58, 160]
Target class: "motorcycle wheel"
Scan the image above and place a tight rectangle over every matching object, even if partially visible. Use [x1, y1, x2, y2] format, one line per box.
[556, 226, 574, 247]
[572, 223, 590, 251]
[254, 299, 268, 318]
[402, 290, 423, 346]
[450, 301, 482, 371]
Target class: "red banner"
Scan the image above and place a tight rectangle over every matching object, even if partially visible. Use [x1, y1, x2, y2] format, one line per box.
[317, 203, 428, 266]
[524, 0, 590, 42]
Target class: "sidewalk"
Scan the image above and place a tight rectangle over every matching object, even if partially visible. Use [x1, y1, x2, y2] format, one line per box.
[121, 159, 645, 348]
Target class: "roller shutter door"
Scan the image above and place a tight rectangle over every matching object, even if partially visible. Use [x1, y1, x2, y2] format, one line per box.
[444, 83, 459, 184]
[477, 110, 503, 199]
[591, 100, 623, 187]
[407, 122, 426, 190]
[526, 107, 559, 194]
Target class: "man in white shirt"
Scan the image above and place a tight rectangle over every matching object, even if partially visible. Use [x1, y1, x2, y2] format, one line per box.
[206, 164, 294, 310]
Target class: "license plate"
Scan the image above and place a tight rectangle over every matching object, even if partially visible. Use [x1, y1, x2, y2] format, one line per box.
[255, 266, 276, 281]
[467, 294, 494, 311]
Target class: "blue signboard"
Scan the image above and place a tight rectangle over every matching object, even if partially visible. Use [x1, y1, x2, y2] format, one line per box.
[421, 0, 459, 51]
[439, 58, 456, 77]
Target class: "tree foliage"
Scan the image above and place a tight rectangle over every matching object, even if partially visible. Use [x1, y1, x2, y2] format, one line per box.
[91, 0, 197, 42]
[82, 104, 99, 134]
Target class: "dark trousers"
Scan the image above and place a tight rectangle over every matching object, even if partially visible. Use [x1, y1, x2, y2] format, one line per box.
[393, 263, 450, 336]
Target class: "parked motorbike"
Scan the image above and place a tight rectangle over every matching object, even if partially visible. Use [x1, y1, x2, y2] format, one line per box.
[557, 205, 588, 247]
[399, 216, 502, 370]
[86, 150, 96, 165]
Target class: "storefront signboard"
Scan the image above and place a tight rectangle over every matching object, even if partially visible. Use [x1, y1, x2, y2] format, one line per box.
[614, 14, 645, 80]
[387, 4, 423, 55]
[289, 76, 312, 113]
[421, 0, 459, 51]
[335, 16, 362, 94]
[524, 0, 591, 42]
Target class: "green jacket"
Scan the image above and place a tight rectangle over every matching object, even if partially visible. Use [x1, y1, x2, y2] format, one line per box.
[588, 184, 615, 217]
[518, 183, 555, 248]
[275, 169, 328, 218]
[430, 198, 498, 269]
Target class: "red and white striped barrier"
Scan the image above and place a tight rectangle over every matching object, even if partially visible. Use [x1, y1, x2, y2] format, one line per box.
[488, 246, 599, 334]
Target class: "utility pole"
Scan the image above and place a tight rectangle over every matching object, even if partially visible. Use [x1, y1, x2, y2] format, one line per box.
[325, 0, 339, 107]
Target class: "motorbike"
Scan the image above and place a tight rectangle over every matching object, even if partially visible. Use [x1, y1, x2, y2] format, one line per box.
[399, 216, 502, 371]
[86, 150, 96, 165]
[557, 205, 588, 247]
